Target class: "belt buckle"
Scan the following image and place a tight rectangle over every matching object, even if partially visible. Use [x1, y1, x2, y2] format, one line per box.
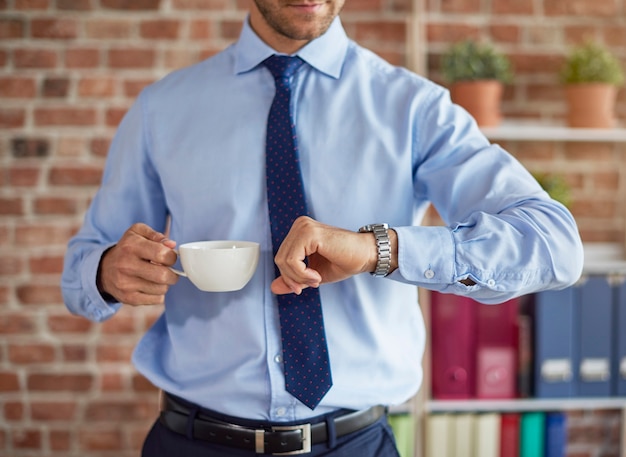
[270, 423, 312, 455]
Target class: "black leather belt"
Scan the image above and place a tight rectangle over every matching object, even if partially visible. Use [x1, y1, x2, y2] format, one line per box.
[159, 392, 386, 455]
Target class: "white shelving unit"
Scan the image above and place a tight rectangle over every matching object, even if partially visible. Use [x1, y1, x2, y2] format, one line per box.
[427, 398, 626, 413]
[481, 121, 626, 143]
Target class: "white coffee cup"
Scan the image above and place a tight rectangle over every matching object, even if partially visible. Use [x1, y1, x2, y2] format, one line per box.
[170, 240, 260, 292]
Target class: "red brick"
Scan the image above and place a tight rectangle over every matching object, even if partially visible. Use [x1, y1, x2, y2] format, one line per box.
[0, 313, 37, 334]
[440, 0, 481, 13]
[13, 48, 57, 68]
[140, 19, 180, 39]
[49, 430, 72, 450]
[545, 0, 619, 16]
[62, 344, 88, 361]
[0, 372, 20, 391]
[79, 427, 123, 451]
[163, 48, 198, 71]
[171, 0, 230, 9]
[31, 402, 77, 421]
[0, 108, 26, 128]
[27, 373, 93, 391]
[57, 0, 92, 10]
[13, 429, 41, 449]
[0, 18, 24, 39]
[4, 402, 24, 420]
[78, 77, 116, 97]
[0, 197, 23, 215]
[108, 48, 155, 68]
[48, 166, 102, 186]
[492, 0, 534, 14]
[11, 137, 50, 157]
[106, 106, 129, 127]
[65, 47, 100, 68]
[34, 107, 97, 126]
[189, 19, 212, 39]
[0, 77, 36, 97]
[101, 0, 160, 9]
[48, 314, 93, 333]
[6, 167, 40, 186]
[604, 25, 626, 47]
[356, 21, 406, 43]
[220, 19, 242, 40]
[426, 23, 480, 43]
[42, 77, 70, 97]
[85, 400, 154, 421]
[132, 374, 158, 392]
[490, 25, 521, 43]
[15, 0, 49, 9]
[101, 315, 136, 334]
[15, 224, 75, 246]
[33, 196, 79, 215]
[123, 78, 153, 97]
[343, 0, 382, 11]
[90, 137, 112, 157]
[85, 19, 133, 39]
[96, 343, 134, 362]
[101, 372, 125, 391]
[0, 254, 24, 275]
[16, 283, 64, 305]
[28, 255, 63, 274]
[31, 18, 78, 39]
[8, 344, 56, 364]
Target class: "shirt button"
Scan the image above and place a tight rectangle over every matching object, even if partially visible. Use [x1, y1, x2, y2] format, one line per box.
[424, 269, 435, 279]
[276, 407, 286, 417]
[487, 279, 496, 287]
[274, 354, 282, 364]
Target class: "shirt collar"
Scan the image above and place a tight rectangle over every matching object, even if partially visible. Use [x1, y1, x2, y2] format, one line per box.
[233, 15, 348, 79]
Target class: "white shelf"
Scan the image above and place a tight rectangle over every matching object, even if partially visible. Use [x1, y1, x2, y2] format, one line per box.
[427, 397, 626, 413]
[583, 242, 626, 275]
[481, 121, 626, 142]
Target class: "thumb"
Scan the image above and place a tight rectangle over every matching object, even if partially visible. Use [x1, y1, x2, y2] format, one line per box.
[130, 223, 170, 244]
[161, 239, 177, 249]
[271, 277, 307, 295]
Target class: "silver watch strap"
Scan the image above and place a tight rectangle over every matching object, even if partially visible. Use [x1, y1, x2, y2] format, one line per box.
[359, 223, 391, 277]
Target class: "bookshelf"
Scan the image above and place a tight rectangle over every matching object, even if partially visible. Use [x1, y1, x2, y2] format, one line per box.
[412, 243, 626, 457]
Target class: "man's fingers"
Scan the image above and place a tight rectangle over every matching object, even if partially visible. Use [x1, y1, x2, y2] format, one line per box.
[271, 277, 299, 295]
[129, 222, 168, 243]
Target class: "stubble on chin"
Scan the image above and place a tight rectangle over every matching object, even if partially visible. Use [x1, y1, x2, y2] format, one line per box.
[254, 1, 341, 42]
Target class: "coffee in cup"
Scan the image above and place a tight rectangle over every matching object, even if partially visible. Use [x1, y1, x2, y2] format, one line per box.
[170, 240, 260, 292]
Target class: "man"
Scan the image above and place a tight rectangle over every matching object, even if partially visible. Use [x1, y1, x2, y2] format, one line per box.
[61, 0, 584, 456]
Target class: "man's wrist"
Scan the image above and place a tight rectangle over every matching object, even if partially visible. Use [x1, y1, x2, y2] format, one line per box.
[358, 224, 398, 277]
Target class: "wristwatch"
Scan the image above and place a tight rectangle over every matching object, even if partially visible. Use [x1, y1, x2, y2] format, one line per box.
[358, 223, 391, 277]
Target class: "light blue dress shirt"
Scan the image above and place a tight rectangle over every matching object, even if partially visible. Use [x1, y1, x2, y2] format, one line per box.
[62, 17, 583, 421]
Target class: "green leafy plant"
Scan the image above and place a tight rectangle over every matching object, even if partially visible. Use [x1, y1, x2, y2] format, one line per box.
[560, 40, 624, 86]
[441, 40, 513, 84]
[533, 173, 572, 208]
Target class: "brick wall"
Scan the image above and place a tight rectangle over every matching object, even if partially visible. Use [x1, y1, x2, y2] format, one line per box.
[0, 0, 624, 456]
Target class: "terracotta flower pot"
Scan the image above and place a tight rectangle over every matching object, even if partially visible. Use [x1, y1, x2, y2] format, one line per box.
[565, 83, 618, 129]
[450, 80, 504, 127]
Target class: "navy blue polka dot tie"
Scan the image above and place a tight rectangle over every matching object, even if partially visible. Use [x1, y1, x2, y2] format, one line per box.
[263, 54, 332, 410]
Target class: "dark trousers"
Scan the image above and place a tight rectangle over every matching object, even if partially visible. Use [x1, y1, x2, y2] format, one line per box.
[141, 414, 401, 457]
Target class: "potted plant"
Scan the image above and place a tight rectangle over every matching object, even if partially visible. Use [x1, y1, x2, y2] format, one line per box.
[560, 40, 624, 128]
[441, 40, 513, 127]
[533, 173, 572, 208]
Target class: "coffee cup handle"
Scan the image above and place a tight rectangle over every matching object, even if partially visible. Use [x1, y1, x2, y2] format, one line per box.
[169, 267, 187, 277]
[168, 250, 187, 277]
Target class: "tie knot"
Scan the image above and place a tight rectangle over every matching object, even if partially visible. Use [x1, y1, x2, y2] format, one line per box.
[263, 55, 304, 82]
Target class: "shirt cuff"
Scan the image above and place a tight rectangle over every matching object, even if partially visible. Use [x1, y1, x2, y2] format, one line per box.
[390, 225, 456, 286]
